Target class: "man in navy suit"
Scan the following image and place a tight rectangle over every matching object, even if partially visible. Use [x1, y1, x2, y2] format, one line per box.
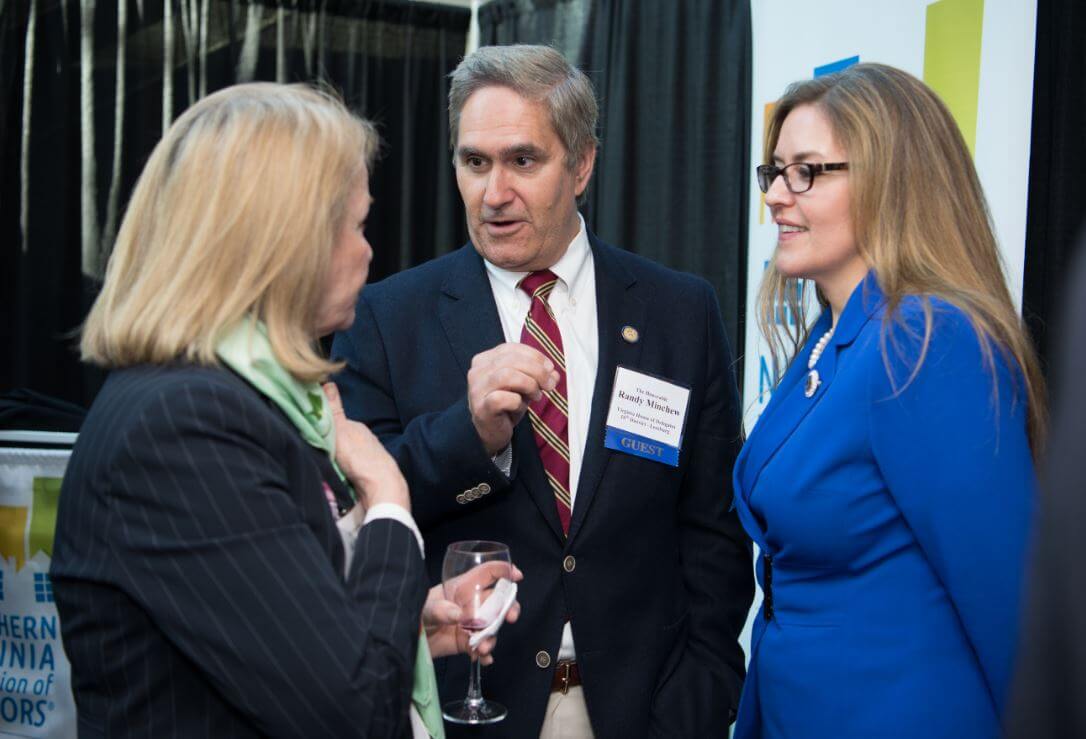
[333, 44, 752, 739]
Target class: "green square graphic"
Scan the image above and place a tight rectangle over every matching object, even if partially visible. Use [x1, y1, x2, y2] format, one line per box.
[924, 0, 985, 156]
[31, 477, 63, 559]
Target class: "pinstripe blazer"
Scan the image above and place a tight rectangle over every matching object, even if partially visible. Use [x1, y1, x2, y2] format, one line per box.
[50, 364, 427, 738]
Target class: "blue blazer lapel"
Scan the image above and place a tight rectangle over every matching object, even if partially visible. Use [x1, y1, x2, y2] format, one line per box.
[437, 244, 566, 542]
[568, 236, 645, 543]
[831, 271, 885, 351]
[735, 311, 831, 501]
[736, 272, 883, 502]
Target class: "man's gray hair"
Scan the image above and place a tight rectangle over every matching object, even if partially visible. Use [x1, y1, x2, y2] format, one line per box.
[448, 44, 599, 168]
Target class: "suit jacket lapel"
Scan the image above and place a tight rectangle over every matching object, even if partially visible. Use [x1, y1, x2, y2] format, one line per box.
[734, 311, 830, 504]
[568, 236, 645, 543]
[736, 271, 883, 502]
[437, 245, 506, 375]
[437, 245, 566, 542]
[514, 416, 566, 541]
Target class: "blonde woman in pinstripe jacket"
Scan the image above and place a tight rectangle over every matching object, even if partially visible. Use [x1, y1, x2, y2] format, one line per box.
[50, 83, 515, 739]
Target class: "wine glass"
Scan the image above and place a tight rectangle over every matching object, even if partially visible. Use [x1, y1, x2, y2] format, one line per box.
[441, 540, 513, 725]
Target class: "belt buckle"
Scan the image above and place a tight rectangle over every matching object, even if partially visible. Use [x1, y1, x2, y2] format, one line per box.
[557, 660, 573, 695]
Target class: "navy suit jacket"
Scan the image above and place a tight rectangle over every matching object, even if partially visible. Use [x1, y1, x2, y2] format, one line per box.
[732, 274, 1035, 738]
[332, 234, 753, 739]
[50, 365, 427, 738]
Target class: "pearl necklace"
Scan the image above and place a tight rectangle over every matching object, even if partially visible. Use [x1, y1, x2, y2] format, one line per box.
[804, 326, 835, 398]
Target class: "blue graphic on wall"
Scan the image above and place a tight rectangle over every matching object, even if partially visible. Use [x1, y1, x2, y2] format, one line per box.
[815, 56, 860, 77]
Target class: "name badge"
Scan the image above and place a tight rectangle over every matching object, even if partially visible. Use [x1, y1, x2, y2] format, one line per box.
[604, 366, 690, 466]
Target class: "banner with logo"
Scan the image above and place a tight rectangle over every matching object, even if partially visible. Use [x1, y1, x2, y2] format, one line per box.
[0, 447, 75, 738]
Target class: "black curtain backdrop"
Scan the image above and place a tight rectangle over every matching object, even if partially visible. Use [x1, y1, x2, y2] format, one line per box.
[479, 0, 751, 386]
[478, 0, 590, 59]
[11, 0, 1074, 424]
[0, 0, 470, 412]
[1022, 0, 1086, 382]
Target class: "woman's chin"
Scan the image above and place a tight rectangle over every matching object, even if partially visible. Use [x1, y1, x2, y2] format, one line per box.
[773, 259, 809, 281]
[336, 316, 355, 333]
[315, 312, 355, 339]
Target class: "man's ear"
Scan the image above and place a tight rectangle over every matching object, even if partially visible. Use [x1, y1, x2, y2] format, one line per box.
[573, 146, 597, 197]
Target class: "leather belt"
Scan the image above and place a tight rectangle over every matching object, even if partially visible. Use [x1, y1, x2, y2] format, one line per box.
[550, 660, 582, 694]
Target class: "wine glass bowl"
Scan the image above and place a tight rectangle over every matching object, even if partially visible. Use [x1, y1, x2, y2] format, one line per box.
[440, 541, 512, 725]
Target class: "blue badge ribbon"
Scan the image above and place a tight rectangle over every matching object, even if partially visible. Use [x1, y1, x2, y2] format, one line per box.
[604, 426, 680, 467]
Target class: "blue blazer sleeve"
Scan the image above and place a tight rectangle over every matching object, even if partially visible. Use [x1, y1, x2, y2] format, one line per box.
[867, 300, 1036, 711]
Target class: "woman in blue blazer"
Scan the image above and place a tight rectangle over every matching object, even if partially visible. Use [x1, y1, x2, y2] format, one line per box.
[732, 63, 1046, 738]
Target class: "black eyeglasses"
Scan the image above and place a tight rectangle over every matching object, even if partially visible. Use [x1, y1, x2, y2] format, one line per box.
[756, 162, 849, 194]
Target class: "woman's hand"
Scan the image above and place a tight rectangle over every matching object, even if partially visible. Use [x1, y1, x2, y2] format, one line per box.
[322, 382, 409, 512]
[423, 565, 523, 664]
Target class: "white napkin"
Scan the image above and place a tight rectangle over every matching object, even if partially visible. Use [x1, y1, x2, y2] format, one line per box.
[468, 578, 518, 648]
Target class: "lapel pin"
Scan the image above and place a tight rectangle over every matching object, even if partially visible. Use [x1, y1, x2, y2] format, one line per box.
[621, 325, 639, 343]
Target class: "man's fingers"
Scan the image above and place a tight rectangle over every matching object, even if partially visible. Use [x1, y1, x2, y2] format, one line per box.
[480, 389, 529, 418]
[499, 348, 558, 391]
[475, 364, 558, 409]
[490, 366, 550, 402]
[476, 342, 552, 367]
[468, 342, 560, 454]
[472, 344, 558, 389]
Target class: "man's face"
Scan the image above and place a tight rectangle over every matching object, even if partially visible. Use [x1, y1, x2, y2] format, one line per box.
[455, 86, 595, 272]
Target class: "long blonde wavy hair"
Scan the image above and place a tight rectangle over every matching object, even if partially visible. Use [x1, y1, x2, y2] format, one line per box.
[81, 83, 377, 382]
[756, 63, 1046, 456]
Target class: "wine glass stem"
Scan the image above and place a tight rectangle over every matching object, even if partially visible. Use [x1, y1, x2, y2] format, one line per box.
[467, 654, 483, 705]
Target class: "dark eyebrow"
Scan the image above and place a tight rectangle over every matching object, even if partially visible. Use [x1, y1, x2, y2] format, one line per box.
[456, 146, 487, 162]
[457, 144, 549, 162]
[500, 144, 547, 160]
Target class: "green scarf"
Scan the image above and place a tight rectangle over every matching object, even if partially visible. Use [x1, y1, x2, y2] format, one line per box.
[217, 317, 444, 739]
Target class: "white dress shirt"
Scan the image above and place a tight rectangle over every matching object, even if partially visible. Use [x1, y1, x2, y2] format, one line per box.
[483, 214, 598, 662]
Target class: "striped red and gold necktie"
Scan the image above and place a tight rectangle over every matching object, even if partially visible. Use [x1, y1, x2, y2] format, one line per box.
[519, 270, 572, 535]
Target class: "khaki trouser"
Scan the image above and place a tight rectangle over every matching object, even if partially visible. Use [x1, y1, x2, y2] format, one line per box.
[538, 686, 595, 739]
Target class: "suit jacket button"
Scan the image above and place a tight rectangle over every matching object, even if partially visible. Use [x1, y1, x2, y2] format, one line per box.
[535, 650, 551, 669]
[456, 494, 467, 504]
[563, 555, 576, 573]
[479, 483, 491, 494]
